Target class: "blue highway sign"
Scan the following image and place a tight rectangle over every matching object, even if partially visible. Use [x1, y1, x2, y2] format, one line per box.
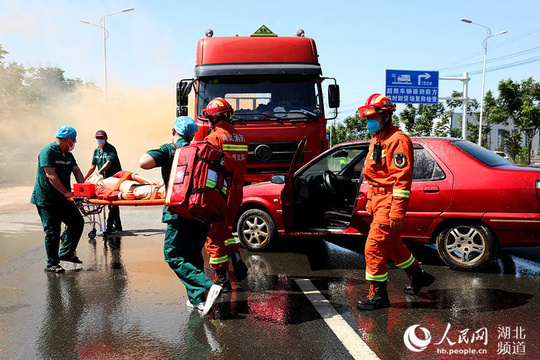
[385, 69, 439, 104]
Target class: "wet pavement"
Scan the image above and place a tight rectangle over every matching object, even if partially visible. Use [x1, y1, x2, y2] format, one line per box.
[1, 187, 539, 359]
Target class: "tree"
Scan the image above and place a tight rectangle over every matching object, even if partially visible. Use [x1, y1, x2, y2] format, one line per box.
[487, 77, 540, 163]
[443, 91, 482, 143]
[400, 103, 445, 136]
[327, 113, 369, 146]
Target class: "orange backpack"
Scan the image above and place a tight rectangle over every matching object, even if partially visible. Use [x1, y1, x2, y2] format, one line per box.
[165, 141, 234, 222]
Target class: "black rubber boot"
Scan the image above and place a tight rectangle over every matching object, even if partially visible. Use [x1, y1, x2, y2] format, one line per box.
[357, 281, 391, 310]
[214, 269, 232, 292]
[231, 251, 248, 282]
[404, 264, 435, 295]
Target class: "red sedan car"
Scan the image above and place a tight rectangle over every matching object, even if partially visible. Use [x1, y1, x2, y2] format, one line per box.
[235, 137, 540, 270]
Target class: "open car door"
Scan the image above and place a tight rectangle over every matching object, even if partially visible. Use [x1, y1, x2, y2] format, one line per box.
[280, 137, 307, 232]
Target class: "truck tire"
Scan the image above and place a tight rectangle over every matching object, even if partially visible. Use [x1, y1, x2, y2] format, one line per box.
[236, 209, 277, 251]
[436, 222, 496, 271]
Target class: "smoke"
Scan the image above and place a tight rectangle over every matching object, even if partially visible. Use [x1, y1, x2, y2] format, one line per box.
[0, 86, 177, 185]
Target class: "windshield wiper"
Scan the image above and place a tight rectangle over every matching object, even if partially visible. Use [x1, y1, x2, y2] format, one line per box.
[287, 109, 317, 117]
[231, 112, 281, 123]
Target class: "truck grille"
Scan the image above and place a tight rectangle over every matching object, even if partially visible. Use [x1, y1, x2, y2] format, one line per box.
[248, 141, 305, 164]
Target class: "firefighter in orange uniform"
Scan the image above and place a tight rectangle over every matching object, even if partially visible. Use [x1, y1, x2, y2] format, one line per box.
[202, 97, 249, 291]
[357, 94, 435, 310]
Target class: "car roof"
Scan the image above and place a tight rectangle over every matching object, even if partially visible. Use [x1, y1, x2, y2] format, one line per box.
[336, 137, 461, 147]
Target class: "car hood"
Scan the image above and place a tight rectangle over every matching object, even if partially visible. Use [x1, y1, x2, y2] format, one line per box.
[243, 180, 283, 197]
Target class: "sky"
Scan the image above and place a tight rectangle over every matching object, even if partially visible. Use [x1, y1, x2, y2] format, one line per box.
[1, 0, 540, 124]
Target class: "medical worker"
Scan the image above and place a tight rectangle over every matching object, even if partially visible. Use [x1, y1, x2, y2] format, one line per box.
[139, 116, 221, 316]
[202, 97, 249, 291]
[356, 94, 435, 310]
[31, 125, 85, 273]
[84, 130, 123, 233]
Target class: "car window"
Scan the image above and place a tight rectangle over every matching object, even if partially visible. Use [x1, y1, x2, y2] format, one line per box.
[413, 145, 445, 181]
[453, 140, 513, 167]
[299, 146, 367, 179]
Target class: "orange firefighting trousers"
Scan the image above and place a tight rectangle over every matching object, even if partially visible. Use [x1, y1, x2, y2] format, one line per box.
[205, 183, 243, 271]
[365, 192, 418, 282]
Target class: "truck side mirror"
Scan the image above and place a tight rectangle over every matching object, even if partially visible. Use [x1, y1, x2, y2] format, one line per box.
[176, 80, 193, 107]
[328, 84, 340, 108]
[176, 106, 188, 117]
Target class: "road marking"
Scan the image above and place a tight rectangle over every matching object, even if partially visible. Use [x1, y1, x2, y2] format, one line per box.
[294, 279, 380, 360]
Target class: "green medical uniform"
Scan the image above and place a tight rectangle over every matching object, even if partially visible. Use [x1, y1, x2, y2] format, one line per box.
[91, 142, 122, 231]
[146, 139, 213, 304]
[31, 143, 84, 266]
[91, 142, 122, 177]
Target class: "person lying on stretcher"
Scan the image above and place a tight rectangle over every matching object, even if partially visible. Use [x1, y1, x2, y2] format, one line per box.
[86, 170, 165, 200]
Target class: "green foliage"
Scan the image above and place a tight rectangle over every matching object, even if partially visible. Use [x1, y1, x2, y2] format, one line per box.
[400, 103, 445, 136]
[327, 113, 369, 146]
[0, 43, 100, 147]
[0, 43, 99, 107]
[485, 77, 540, 163]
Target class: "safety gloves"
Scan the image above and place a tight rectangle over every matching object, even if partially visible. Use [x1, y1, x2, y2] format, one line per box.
[389, 219, 403, 230]
[366, 199, 373, 215]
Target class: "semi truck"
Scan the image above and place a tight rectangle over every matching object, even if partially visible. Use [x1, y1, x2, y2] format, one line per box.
[176, 25, 340, 184]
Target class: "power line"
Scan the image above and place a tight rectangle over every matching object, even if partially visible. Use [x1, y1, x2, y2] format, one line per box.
[444, 55, 540, 77]
[438, 46, 540, 72]
[436, 25, 540, 69]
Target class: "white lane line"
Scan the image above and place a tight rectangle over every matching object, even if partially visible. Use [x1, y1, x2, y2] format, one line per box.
[295, 279, 380, 360]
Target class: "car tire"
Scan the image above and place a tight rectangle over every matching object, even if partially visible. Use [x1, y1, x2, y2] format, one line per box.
[236, 209, 277, 251]
[436, 223, 496, 271]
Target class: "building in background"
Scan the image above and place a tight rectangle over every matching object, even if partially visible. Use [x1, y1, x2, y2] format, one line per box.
[450, 113, 540, 155]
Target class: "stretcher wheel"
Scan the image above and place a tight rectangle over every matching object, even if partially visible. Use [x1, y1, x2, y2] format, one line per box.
[88, 229, 97, 239]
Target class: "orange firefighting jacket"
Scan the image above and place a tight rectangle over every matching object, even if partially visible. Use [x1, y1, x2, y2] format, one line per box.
[363, 123, 413, 221]
[204, 120, 249, 186]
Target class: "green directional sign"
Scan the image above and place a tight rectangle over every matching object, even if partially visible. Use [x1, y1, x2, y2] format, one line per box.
[251, 25, 277, 37]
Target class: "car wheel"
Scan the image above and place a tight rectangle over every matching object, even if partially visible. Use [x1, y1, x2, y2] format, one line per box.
[436, 223, 496, 270]
[237, 209, 277, 251]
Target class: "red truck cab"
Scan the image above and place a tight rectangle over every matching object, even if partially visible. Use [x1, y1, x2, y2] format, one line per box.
[176, 26, 339, 184]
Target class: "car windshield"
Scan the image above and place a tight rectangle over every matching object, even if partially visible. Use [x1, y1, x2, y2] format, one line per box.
[196, 76, 323, 121]
[297, 145, 367, 179]
[453, 140, 513, 167]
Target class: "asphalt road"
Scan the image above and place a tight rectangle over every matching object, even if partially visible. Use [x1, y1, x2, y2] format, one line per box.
[1, 186, 539, 359]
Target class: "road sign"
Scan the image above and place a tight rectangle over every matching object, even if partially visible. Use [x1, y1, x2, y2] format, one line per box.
[385, 69, 439, 104]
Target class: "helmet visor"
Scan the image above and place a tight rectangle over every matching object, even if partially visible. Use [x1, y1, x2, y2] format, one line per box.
[357, 105, 381, 118]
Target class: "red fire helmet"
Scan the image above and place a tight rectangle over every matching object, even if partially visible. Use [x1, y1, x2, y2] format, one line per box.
[201, 97, 234, 120]
[357, 93, 396, 118]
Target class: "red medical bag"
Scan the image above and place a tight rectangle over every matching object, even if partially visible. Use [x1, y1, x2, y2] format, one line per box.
[165, 141, 234, 222]
[73, 183, 96, 197]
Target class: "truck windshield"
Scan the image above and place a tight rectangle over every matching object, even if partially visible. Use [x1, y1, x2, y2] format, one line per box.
[197, 76, 323, 121]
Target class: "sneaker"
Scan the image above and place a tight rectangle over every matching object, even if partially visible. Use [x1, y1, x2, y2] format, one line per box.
[44, 265, 65, 273]
[202, 284, 222, 316]
[186, 299, 205, 312]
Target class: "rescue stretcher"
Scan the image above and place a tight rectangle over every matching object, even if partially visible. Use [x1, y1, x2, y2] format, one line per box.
[70, 172, 166, 240]
[71, 197, 165, 240]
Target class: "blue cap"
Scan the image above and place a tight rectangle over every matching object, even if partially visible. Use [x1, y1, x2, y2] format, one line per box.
[174, 116, 198, 138]
[55, 126, 77, 139]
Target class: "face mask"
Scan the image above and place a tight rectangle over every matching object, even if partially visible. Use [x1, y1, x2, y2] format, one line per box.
[67, 138, 76, 151]
[367, 119, 381, 134]
[96, 139, 105, 146]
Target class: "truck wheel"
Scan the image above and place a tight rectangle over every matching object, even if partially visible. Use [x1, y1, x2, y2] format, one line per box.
[237, 209, 277, 251]
[436, 223, 496, 271]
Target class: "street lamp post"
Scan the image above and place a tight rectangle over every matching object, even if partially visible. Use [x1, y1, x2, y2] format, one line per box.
[80, 8, 134, 99]
[461, 18, 507, 146]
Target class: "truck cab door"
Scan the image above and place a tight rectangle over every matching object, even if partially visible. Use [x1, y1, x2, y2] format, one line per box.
[280, 137, 307, 232]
